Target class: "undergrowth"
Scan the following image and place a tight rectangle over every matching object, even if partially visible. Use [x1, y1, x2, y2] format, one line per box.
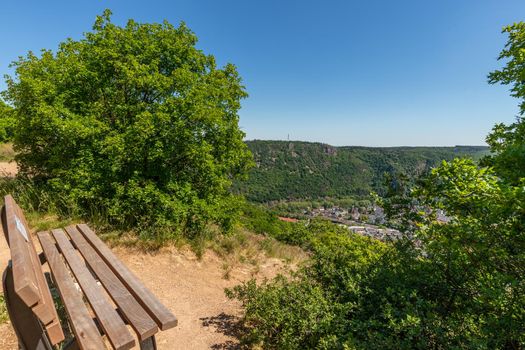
[210, 227, 308, 279]
[0, 176, 308, 279]
[0, 143, 15, 162]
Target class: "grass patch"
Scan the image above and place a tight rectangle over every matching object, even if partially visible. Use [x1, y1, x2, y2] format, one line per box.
[258, 237, 306, 263]
[209, 226, 308, 279]
[101, 230, 187, 254]
[0, 294, 8, 324]
[25, 212, 78, 233]
[0, 143, 15, 162]
[0, 172, 308, 279]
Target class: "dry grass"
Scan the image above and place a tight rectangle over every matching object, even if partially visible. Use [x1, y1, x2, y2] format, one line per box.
[21, 204, 309, 283]
[99, 230, 188, 255]
[100, 224, 309, 279]
[0, 143, 15, 162]
[25, 212, 78, 233]
[0, 295, 8, 324]
[210, 226, 309, 279]
[90, 225, 309, 283]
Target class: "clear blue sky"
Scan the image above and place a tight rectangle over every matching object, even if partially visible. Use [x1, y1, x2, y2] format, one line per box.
[1, 0, 524, 146]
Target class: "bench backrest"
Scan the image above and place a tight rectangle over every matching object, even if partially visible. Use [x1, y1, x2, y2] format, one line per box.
[1, 194, 64, 345]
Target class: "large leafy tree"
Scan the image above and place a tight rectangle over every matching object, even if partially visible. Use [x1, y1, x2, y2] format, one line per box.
[2, 10, 253, 236]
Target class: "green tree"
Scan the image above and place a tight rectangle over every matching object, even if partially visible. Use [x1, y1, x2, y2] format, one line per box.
[2, 10, 253, 237]
[0, 99, 14, 142]
[483, 22, 525, 184]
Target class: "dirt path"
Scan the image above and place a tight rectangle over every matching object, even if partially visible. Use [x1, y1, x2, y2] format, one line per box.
[0, 242, 291, 349]
[0, 162, 17, 177]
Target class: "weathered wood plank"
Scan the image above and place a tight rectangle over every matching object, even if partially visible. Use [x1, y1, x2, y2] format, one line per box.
[65, 225, 158, 341]
[8, 197, 62, 333]
[38, 231, 105, 350]
[4, 195, 40, 306]
[77, 224, 178, 330]
[24, 226, 57, 326]
[51, 229, 135, 350]
[45, 318, 65, 346]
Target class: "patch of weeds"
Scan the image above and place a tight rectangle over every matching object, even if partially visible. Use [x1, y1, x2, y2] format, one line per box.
[222, 262, 232, 280]
[258, 236, 308, 263]
[250, 265, 261, 277]
[104, 231, 169, 253]
[211, 228, 249, 258]
[25, 212, 78, 233]
[0, 143, 15, 161]
[190, 235, 207, 260]
[217, 235, 240, 257]
[259, 238, 276, 256]
[0, 294, 8, 324]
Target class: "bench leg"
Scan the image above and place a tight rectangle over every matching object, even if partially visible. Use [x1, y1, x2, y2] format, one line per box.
[140, 336, 157, 350]
[2, 264, 53, 350]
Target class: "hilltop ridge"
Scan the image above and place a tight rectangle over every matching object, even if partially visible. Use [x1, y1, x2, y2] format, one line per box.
[235, 140, 489, 202]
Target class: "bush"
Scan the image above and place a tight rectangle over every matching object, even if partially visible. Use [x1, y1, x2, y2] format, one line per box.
[0, 100, 14, 142]
[2, 10, 253, 238]
[240, 203, 347, 246]
[228, 230, 386, 349]
[227, 277, 339, 349]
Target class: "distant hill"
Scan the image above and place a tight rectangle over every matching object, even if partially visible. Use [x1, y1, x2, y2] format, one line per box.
[234, 140, 490, 202]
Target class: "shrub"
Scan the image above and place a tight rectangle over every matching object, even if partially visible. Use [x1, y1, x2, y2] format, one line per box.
[227, 231, 386, 349]
[0, 100, 14, 142]
[2, 10, 253, 237]
[227, 277, 339, 349]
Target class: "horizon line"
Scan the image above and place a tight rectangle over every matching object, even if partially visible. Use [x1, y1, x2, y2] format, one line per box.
[244, 139, 489, 148]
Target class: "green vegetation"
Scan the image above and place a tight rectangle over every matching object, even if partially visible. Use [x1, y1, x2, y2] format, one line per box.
[240, 202, 351, 247]
[227, 24, 525, 349]
[227, 223, 389, 348]
[1, 10, 252, 239]
[0, 100, 14, 143]
[209, 226, 307, 280]
[0, 9, 523, 349]
[0, 143, 15, 162]
[235, 141, 489, 202]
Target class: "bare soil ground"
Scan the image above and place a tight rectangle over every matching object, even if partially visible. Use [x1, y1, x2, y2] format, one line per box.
[0, 237, 296, 349]
[0, 162, 17, 177]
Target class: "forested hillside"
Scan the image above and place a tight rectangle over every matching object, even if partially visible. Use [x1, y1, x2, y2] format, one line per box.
[235, 140, 489, 202]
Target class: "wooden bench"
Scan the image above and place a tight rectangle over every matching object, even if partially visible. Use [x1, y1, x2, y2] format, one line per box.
[1, 194, 177, 349]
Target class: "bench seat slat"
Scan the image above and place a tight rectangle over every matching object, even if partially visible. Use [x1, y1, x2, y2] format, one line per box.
[65, 225, 158, 341]
[51, 229, 135, 350]
[77, 224, 178, 330]
[25, 226, 58, 326]
[38, 231, 105, 350]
